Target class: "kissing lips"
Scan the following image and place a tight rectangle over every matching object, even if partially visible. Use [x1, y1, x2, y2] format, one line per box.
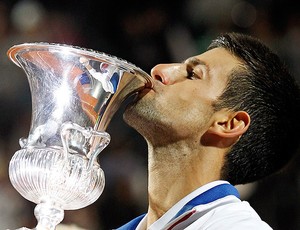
[136, 86, 152, 100]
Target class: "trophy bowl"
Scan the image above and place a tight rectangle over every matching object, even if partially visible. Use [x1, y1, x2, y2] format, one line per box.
[7, 43, 153, 229]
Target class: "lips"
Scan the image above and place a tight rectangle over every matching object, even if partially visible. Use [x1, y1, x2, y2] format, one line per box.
[139, 87, 152, 96]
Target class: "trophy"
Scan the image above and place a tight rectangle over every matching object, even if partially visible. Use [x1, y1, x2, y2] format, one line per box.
[7, 43, 153, 229]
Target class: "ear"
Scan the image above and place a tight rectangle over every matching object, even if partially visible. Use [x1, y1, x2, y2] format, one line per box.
[209, 110, 250, 138]
[202, 110, 250, 147]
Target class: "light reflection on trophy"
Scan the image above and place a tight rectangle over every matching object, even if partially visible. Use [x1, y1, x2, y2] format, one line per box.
[7, 43, 153, 230]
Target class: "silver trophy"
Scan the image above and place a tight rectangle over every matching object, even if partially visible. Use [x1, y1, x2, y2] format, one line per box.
[7, 43, 153, 229]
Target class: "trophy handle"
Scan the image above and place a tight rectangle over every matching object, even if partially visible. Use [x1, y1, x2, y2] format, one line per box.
[60, 121, 110, 171]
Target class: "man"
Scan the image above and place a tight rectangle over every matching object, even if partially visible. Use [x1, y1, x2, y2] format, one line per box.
[116, 32, 300, 229]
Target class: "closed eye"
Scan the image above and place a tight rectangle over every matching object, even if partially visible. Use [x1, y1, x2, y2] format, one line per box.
[187, 65, 201, 80]
[184, 57, 208, 80]
[187, 70, 197, 80]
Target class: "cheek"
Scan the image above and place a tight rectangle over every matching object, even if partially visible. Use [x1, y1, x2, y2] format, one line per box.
[157, 90, 212, 128]
[163, 88, 211, 112]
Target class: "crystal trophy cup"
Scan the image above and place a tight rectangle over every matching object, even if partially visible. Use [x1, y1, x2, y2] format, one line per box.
[7, 43, 153, 229]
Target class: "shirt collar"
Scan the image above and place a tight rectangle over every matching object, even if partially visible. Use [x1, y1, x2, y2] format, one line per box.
[139, 180, 235, 230]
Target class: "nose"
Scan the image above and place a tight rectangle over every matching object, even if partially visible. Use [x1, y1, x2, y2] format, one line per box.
[150, 63, 185, 85]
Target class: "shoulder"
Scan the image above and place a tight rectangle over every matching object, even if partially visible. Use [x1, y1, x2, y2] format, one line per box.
[190, 199, 272, 230]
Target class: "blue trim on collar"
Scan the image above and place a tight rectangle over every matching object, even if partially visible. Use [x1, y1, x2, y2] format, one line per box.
[116, 214, 146, 230]
[173, 183, 240, 219]
[116, 183, 239, 230]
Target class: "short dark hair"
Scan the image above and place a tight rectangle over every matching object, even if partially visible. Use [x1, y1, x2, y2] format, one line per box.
[209, 32, 300, 185]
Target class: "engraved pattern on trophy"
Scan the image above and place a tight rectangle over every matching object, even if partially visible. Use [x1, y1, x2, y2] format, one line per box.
[6, 43, 153, 230]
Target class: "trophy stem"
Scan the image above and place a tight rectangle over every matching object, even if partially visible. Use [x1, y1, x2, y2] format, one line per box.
[34, 201, 64, 230]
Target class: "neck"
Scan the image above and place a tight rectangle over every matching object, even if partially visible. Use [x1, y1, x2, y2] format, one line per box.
[146, 140, 224, 227]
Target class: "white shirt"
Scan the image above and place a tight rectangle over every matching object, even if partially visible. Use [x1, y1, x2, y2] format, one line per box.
[117, 181, 272, 230]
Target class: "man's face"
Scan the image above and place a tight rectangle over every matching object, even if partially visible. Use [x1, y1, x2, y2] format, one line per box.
[124, 47, 242, 143]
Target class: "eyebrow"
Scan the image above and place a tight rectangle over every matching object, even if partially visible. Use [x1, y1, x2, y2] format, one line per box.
[184, 57, 209, 73]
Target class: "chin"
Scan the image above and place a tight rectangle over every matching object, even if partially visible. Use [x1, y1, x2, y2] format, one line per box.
[123, 97, 153, 130]
[123, 100, 142, 126]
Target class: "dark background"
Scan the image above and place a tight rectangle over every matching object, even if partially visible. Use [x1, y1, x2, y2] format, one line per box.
[0, 0, 299, 229]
